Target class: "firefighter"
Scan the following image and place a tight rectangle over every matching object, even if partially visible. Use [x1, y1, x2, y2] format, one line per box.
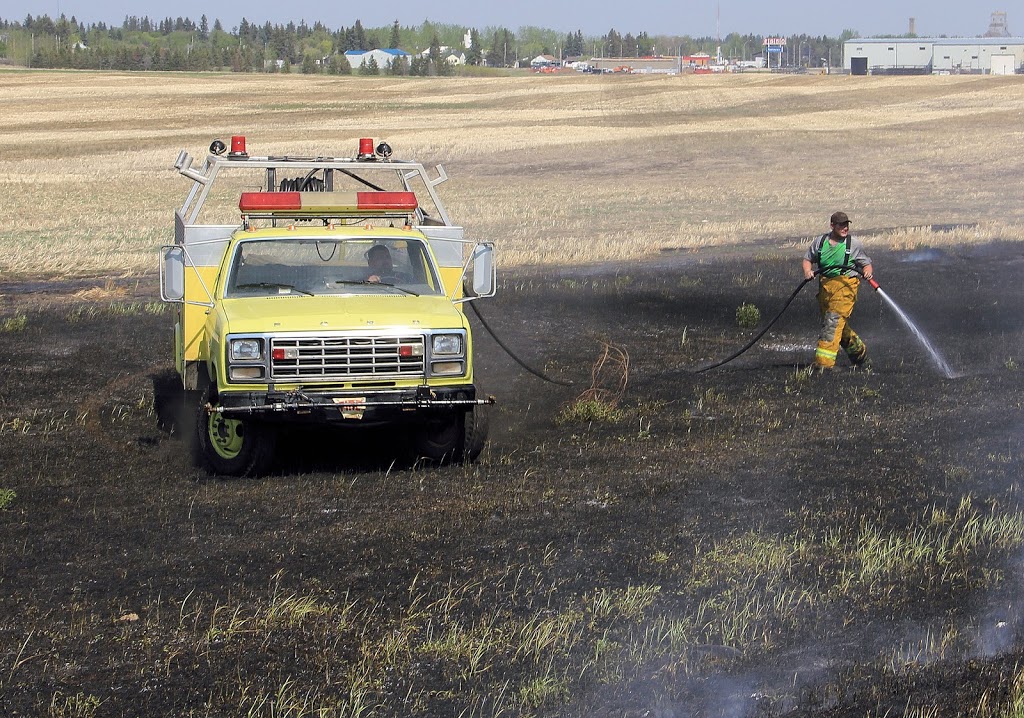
[801, 211, 874, 370]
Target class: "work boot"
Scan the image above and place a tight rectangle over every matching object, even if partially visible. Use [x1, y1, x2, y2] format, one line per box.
[845, 336, 868, 366]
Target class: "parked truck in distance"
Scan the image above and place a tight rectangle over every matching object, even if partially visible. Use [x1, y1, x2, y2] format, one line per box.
[159, 136, 496, 476]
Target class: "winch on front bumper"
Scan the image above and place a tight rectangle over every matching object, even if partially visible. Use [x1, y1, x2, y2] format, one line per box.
[210, 385, 494, 424]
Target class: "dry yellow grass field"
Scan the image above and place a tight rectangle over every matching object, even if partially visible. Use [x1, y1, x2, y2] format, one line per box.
[0, 69, 1022, 278]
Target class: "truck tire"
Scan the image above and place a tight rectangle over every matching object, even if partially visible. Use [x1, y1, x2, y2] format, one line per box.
[413, 411, 464, 463]
[462, 404, 489, 463]
[195, 384, 277, 477]
[413, 405, 489, 464]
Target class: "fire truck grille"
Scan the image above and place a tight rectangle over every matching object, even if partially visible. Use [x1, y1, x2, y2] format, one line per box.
[271, 336, 425, 380]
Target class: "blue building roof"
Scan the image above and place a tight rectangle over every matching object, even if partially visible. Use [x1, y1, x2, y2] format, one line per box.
[343, 48, 409, 56]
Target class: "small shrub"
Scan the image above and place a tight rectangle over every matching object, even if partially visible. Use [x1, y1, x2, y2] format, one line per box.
[555, 399, 624, 424]
[736, 303, 761, 328]
[0, 488, 14, 509]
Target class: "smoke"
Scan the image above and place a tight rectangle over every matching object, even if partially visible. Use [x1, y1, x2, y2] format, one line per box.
[973, 547, 1024, 657]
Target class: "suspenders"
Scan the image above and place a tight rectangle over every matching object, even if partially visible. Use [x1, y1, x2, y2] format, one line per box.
[817, 234, 853, 276]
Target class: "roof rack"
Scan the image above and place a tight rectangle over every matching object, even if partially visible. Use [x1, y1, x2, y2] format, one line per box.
[174, 136, 454, 228]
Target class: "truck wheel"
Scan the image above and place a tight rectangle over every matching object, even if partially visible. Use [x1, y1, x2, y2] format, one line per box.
[462, 405, 489, 463]
[413, 412, 464, 463]
[195, 385, 277, 477]
[413, 405, 489, 464]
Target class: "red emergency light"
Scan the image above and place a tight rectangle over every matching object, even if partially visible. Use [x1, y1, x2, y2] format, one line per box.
[238, 191, 418, 215]
[229, 135, 248, 157]
[357, 137, 376, 160]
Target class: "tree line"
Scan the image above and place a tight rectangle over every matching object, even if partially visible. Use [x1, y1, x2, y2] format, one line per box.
[0, 14, 855, 73]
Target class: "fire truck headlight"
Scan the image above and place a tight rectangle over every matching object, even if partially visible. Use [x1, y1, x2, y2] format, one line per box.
[431, 334, 463, 356]
[230, 338, 263, 361]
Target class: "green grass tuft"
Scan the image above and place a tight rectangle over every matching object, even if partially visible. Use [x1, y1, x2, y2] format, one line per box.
[735, 303, 761, 328]
[555, 399, 624, 424]
[1, 314, 27, 332]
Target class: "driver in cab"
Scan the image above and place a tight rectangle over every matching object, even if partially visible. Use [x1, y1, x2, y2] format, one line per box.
[365, 245, 393, 283]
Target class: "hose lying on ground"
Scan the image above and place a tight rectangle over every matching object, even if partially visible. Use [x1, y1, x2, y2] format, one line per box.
[468, 302, 574, 387]
[693, 276, 815, 373]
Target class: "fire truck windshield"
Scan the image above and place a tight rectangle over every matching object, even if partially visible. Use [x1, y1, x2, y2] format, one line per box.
[226, 237, 443, 298]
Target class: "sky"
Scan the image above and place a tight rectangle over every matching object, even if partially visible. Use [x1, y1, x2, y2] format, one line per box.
[12, 0, 1008, 38]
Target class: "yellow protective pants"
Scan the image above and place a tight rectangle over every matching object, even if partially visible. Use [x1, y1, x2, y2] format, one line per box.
[815, 276, 867, 368]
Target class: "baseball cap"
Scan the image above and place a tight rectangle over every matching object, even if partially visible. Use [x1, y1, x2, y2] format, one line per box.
[830, 211, 851, 225]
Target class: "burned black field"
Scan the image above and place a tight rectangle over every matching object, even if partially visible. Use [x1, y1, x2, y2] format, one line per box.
[3, 243, 1024, 717]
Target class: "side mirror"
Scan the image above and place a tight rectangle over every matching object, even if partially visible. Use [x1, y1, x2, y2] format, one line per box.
[160, 245, 185, 302]
[466, 243, 495, 298]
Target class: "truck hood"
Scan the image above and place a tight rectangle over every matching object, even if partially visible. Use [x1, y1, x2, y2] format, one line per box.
[219, 294, 468, 333]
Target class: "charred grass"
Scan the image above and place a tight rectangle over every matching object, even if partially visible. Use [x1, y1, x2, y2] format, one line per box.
[3, 245, 1024, 716]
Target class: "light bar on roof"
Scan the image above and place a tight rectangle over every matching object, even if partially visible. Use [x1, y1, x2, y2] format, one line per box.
[238, 191, 418, 215]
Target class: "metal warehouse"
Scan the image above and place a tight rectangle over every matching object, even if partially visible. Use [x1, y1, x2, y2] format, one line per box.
[843, 37, 1024, 74]
[932, 38, 1024, 73]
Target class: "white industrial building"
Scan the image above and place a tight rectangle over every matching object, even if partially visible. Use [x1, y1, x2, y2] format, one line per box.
[843, 37, 1024, 74]
[343, 48, 410, 70]
[932, 38, 1023, 72]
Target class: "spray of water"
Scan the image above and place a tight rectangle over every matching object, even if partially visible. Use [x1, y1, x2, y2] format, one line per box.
[874, 288, 958, 379]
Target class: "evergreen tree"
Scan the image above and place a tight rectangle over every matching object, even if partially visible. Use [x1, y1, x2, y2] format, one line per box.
[334, 53, 352, 74]
[486, 28, 513, 67]
[466, 29, 482, 65]
[564, 30, 585, 56]
[604, 28, 622, 56]
[353, 19, 367, 50]
[386, 54, 406, 75]
[359, 55, 379, 75]
[637, 31, 654, 56]
[428, 33, 441, 75]
[389, 20, 400, 48]
[623, 33, 637, 57]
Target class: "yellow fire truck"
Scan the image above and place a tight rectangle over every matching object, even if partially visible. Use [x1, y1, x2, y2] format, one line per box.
[159, 136, 495, 476]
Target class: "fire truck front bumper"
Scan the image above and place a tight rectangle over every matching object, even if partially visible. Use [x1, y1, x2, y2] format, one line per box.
[212, 385, 493, 424]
